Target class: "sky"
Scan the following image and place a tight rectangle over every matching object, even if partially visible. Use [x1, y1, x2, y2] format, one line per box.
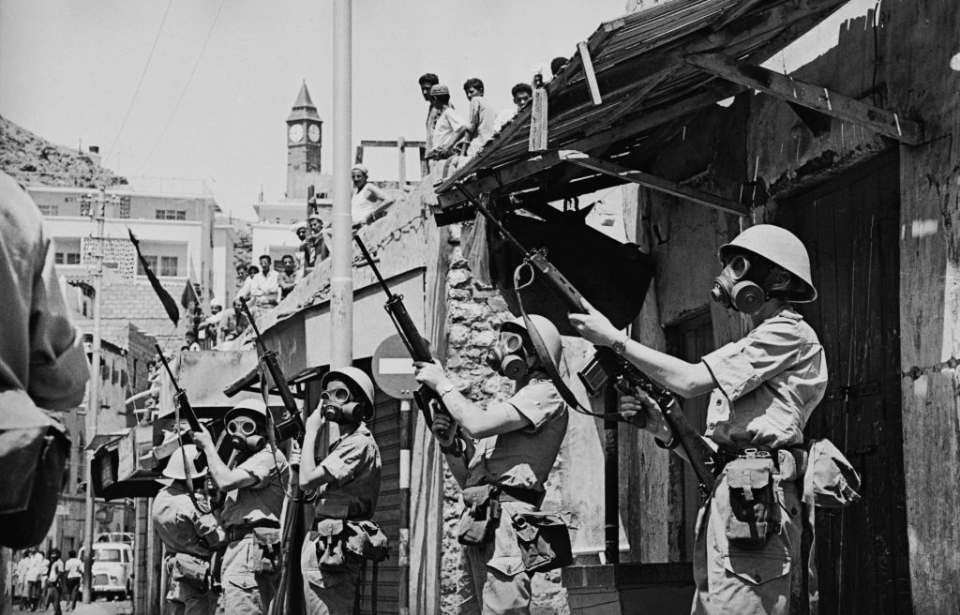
[0, 0, 632, 220]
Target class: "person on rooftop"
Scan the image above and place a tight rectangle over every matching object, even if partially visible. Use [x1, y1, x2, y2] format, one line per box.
[292, 221, 308, 271]
[424, 84, 466, 176]
[494, 82, 534, 133]
[279, 254, 301, 300]
[351, 164, 395, 227]
[303, 214, 329, 271]
[418, 73, 440, 150]
[450, 78, 499, 159]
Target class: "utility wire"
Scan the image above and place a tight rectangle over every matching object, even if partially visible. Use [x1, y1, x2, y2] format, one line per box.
[137, 0, 227, 175]
[103, 0, 174, 168]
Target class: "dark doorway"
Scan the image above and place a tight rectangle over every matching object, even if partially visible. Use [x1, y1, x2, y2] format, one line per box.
[665, 309, 714, 561]
[784, 151, 912, 614]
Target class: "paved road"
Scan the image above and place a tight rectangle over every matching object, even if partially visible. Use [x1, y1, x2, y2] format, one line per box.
[13, 600, 133, 615]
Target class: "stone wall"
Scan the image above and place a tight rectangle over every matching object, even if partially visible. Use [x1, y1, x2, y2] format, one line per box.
[438, 225, 570, 615]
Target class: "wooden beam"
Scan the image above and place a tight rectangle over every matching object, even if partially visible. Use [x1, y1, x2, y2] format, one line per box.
[577, 41, 603, 106]
[435, 151, 563, 209]
[685, 53, 924, 144]
[559, 150, 748, 217]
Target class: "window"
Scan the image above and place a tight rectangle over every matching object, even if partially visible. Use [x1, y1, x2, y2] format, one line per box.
[159, 256, 178, 277]
[155, 209, 186, 221]
[55, 252, 81, 265]
[38, 205, 59, 216]
[137, 255, 179, 277]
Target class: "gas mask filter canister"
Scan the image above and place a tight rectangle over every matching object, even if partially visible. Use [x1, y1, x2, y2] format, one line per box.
[710, 254, 767, 315]
[485, 331, 530, 380]
[227, 416, 265, 452]
[320, 386, 368, 424]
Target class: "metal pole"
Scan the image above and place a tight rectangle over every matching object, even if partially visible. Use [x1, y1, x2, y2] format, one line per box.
[398, 136, 407, 187]
[603, 382, 620, 564]
[82, 187, 106, 602]
[398, 400, 412, 615]
[330, 0, 353, 370]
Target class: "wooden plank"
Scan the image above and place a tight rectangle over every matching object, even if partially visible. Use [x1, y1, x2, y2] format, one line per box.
[435, 151, 562, 208]
[685, 53, 924, 144]
[559, 150, 747, 216]
[577, 41, 603, 105]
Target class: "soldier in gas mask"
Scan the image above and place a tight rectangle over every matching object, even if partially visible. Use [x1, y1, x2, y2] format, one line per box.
[414, 315, 569, 614]
[298, 367, 383, 615]
[153, 444, 225, 615]
[193, 399, 288, 614]
[571, 224, 825, 615]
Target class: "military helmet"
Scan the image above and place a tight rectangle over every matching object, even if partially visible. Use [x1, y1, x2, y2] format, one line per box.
[224, 398, 268, 425]
[718, 224, 817, 302]
[500, 314, 563, 366]
[162, 444, 208, 480]
[322, 367, 376, 408]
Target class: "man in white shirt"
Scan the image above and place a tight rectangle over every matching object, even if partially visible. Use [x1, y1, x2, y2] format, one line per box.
[238, 255, 281, 311]
[425, 84, 466, 177]
[63, 549, 83, 610]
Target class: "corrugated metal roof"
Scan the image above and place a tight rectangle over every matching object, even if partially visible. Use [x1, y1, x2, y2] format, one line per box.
[434, 0, 848, 220]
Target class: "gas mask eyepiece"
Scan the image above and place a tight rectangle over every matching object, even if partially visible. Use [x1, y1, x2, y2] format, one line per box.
[485, 331, 530, 380]
[711, 254, 766, 314]
[227, 416, 265, 452]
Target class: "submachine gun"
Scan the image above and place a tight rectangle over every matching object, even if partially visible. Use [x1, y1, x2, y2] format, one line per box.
[353, 233, 466, 456]
[236, 297, 307, 615]
[454, 185, 718, 491]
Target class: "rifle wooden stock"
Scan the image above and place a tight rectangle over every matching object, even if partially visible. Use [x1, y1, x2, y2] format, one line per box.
[457, 184, 719, 488]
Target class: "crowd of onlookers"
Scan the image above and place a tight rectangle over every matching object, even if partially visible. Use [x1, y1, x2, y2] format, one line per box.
[169, 62, 570, 353]
[419, 56, 568, 177]
[12, 547, 83, 612]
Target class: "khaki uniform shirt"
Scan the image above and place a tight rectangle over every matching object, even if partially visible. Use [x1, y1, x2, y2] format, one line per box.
[152, 483, 221, 557]
[314, 423, 381, 520]
[219, 447, 289, 529]
[0, 171, 88, 412]
[702, 307, 827, 450]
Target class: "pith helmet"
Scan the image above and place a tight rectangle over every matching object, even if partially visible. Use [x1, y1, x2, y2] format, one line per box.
[162, 444, 208, 480]
[224, 398, 268, 424]
[501, 315, 563, 366]
[718, 224, 817, 302]
[322, 367, 375, 408]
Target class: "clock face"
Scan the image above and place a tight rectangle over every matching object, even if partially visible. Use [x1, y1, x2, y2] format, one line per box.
[307, 124, 321, 143]
[288, 124, 304, 143]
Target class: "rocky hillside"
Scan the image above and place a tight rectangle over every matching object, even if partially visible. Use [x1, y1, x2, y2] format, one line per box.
[0, 114, 127, 187]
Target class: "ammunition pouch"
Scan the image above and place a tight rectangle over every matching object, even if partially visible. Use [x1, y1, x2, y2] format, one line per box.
[511, 510, 573, 574]
[458, 485, 502, 547]
[314, 518, 390, 570]
[724, 457, 779, 549]
[0, 390, 70, 549]
[252, 527, 281, 575]
[169, 553, 210, 590]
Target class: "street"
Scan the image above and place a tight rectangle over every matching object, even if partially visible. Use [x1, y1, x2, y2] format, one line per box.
[14, 601, 133, 615]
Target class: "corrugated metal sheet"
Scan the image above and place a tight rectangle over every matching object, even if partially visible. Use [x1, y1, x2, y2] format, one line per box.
[435, 0, 849, 219]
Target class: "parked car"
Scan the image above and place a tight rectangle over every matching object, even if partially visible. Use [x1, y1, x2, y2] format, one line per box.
[95, 532, 134, 545]
[80, 542, 133, 601]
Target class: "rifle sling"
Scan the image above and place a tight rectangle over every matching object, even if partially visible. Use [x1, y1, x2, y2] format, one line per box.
[513, 264, 624, 422]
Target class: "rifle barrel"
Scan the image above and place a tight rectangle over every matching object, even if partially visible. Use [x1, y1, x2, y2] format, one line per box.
[353, 234, 393, 296]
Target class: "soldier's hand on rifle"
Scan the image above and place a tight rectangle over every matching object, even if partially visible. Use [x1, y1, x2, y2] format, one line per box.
[620, 391, 670, 439]
[192, 424, 215, 452]
[431, 414, 458, 449]
[414, 360, 448, 391]
[306, 405, 326, 433]
[568, 298, 621, 347]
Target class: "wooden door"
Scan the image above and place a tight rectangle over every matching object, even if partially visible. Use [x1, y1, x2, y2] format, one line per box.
[786, 152, 912, 614]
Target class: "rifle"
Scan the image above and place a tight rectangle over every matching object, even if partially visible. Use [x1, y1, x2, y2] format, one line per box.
[353, 234, 465, 457]
[237, 298, 304, 444]
[454, 184, 718, 490]
[236, 297, 306, 615]
[155, 344, 206, 471]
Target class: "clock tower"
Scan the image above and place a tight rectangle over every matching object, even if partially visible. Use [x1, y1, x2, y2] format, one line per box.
[286, 81, 324, 199]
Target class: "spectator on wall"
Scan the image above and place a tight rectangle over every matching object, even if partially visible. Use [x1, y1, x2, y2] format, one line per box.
[303, 214, 329, 272]
[493, 82, 534, 133]
[237, 255, 281, 313]
[424, 84, 466, 177]
[419, 73, 440, 150]
[351, 164, 395, 227]
[453, 78, 498, 159]
[279, 254, 301, 299]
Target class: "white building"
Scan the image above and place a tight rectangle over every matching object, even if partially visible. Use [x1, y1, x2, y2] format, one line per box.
[29, 184, 237, 309]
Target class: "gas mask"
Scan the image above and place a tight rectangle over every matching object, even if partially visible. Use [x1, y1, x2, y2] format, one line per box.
[226, 416, 265, 453]
[710, 254, 769, 314]
[485, 331, 532, 381]
[320, 383, 370, 424]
